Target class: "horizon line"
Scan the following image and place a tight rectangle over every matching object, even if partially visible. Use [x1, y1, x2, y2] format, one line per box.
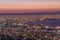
[0, 11, 60, 15]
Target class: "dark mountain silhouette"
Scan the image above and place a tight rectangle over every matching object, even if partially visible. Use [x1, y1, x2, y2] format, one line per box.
[0, 11, 60, 15]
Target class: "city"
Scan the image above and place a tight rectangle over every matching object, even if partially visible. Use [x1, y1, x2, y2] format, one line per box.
[0, 15, 60, 40]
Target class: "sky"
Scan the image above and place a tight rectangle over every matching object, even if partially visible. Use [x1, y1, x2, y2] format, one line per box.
[0, 0, 60, 13]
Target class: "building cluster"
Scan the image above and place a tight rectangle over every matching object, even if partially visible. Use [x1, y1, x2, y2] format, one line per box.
[0, 15, 60, 40]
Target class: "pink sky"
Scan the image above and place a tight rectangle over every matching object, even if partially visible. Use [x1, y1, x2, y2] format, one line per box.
[0, 0, 60, 13]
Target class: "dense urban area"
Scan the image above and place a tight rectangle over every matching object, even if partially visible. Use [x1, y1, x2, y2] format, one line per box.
[0, 15, 60, 40]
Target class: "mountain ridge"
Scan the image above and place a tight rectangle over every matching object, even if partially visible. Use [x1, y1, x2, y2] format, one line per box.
[0, 11, 60, 15]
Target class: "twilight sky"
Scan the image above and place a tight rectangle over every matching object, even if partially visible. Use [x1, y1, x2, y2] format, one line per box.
[0, 0, 60, 13]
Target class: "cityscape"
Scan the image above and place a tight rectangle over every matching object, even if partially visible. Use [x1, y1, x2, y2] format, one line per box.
[0, 14, 60, 40]
[0, 0, 60, 40]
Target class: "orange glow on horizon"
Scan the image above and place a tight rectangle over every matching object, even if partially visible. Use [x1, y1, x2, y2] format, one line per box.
[0, 4, 60, 12]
